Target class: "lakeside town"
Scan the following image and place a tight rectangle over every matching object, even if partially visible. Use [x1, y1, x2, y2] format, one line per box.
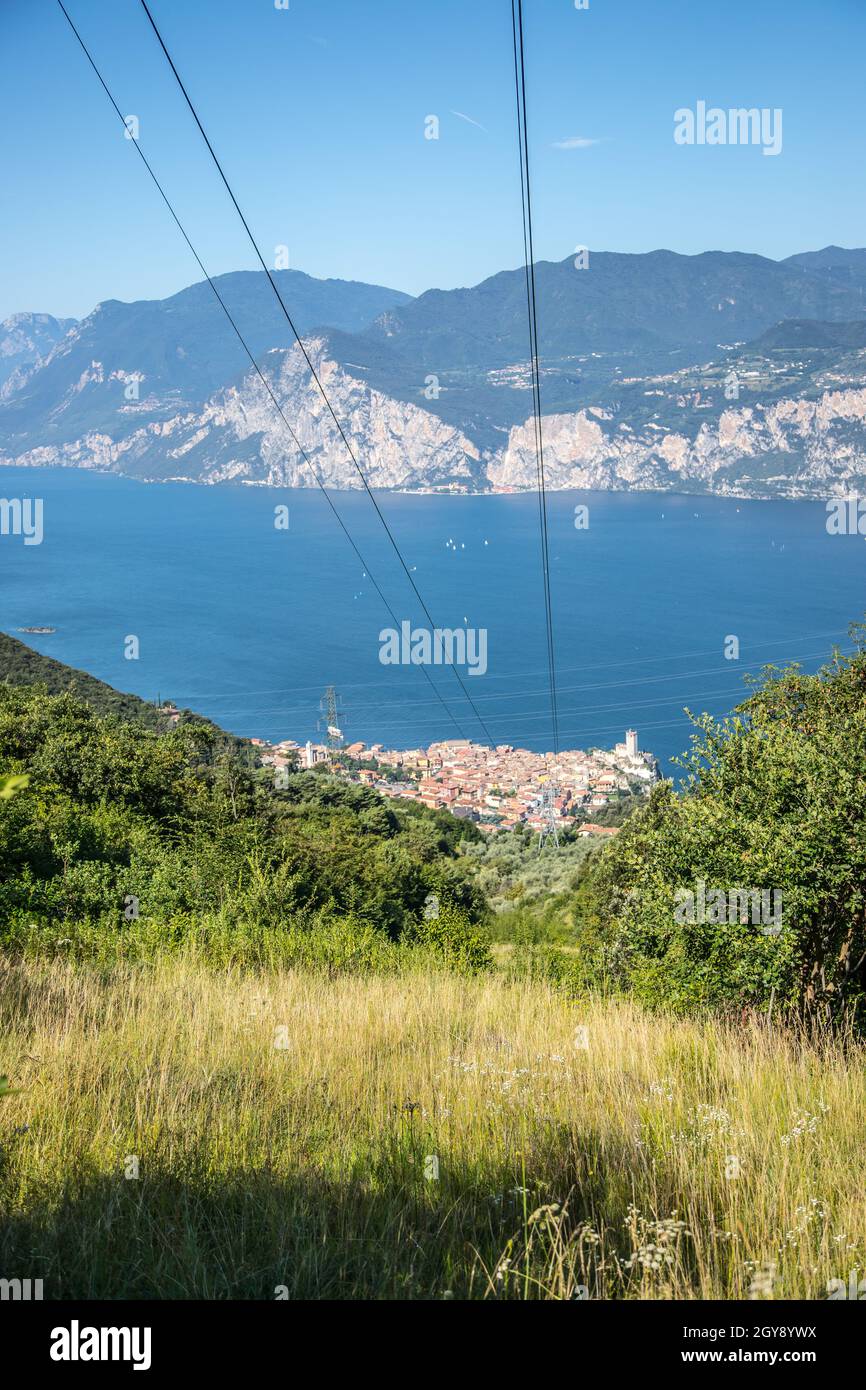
[251, 728, 659, 834]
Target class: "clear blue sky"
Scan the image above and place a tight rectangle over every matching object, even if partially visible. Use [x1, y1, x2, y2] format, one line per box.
[2, 0, 865, 321]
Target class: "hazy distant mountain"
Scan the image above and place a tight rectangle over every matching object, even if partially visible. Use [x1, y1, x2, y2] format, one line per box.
[364, 249, 866, 365]
[0, 311, 77, 392]
[4, 250, 866, 499]
[0, 270, 412, 449]
[783, 246, 866, 295]
[336, 248, 866, 451]
[751, 318, 866, 351]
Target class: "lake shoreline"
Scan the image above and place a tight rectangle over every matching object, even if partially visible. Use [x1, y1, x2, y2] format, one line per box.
[0, 461, 846, 504]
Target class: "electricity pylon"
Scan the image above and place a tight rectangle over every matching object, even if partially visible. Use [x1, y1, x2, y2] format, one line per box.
[318, 685, 346, 755]
[537, 783, 560, 853]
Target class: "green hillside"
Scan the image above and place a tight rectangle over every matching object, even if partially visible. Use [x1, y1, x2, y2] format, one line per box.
[0, 662, 487, 966]
[0, 631, 224, 737]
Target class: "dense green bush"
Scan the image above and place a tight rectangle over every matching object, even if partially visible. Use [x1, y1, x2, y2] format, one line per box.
[578, 629, 866, 1021]
[403, 901, 492, 974]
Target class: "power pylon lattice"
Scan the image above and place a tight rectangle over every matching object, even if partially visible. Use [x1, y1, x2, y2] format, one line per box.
[318, 685, 346, 755]
[537, 784, 560, 854]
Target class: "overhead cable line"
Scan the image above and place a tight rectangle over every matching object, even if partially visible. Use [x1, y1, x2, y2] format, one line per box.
[170, 645, 838, 714]
[166, 626, 854, 703]
[179, 677, 793, 732]
[55, 0, 477, 744]
[137, 0, 498, 748]
[511, 0, 560, 754]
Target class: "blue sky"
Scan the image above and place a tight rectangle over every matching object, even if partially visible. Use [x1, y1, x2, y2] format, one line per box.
[2, 0, 865, 321]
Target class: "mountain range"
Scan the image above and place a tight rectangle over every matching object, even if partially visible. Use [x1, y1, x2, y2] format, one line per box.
[4, 246, 866, 498]
[0, 312, 77, 391]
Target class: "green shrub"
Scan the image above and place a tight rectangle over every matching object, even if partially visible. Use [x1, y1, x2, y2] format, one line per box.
[579, 627, 866, 1022]
[404, 903, 492, 974]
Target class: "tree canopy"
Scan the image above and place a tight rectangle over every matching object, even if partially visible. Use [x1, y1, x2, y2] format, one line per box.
[0, 683, 485, 946]
[579, 627, 866, 1022]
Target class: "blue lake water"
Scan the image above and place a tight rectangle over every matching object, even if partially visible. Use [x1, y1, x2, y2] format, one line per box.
[1, 467, 864, 774]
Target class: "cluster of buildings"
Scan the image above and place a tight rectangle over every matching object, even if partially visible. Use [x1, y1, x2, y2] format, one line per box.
[253, 728, 658, 835]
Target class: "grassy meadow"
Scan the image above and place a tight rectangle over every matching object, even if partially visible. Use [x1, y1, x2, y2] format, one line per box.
[1, 953, 862, 1301]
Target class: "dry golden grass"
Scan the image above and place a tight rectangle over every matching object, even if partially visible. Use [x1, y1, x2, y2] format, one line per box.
[0, 955, 863, 1299]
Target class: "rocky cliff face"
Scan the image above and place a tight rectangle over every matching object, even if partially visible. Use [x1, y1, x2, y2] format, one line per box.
[489, 388, 866, 497]
[6, 334, 866, 499]
[2, 338, 483, 490]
